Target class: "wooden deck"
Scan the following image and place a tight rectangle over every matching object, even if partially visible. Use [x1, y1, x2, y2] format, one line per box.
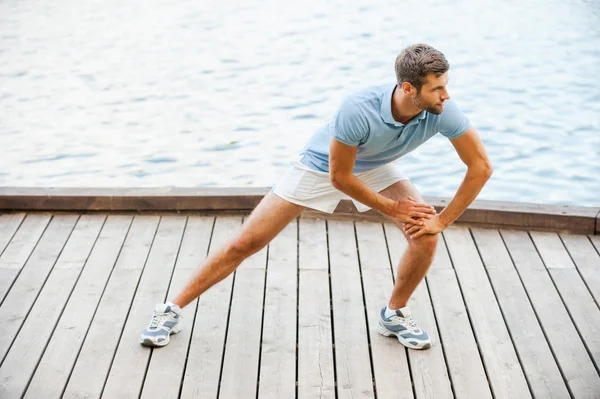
[0, 211, 599, 399]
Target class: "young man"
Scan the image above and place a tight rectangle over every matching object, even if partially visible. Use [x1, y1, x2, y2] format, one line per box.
[140, 43, 493, 350]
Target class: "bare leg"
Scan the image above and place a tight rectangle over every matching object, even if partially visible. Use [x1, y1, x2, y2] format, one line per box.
[379, 180, 438, 309]
[172, 193, 305, 308]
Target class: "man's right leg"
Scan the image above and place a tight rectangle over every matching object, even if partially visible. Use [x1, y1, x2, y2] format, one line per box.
[140, 192, 305, 346]
[173, 192, 305, 308]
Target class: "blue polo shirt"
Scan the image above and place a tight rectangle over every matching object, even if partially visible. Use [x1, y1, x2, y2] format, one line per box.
[299, 83, 471, 173]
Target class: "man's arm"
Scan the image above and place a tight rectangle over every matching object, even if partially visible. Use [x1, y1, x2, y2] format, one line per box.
[329, 138, 436, 225]
[406, 126, 493, 238]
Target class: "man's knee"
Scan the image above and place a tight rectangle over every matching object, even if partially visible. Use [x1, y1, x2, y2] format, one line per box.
[408, 232, 438, 256]
[228, 232, 266, 258]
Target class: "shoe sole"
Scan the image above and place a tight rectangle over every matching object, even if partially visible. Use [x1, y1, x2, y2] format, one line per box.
[140, 323, 183, 347]
[376, 323, 431, 350]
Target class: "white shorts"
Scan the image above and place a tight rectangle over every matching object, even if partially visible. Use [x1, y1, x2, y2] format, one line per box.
[272, 159, 409, 214]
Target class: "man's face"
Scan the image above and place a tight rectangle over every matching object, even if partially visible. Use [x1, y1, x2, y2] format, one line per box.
[412, 72, 450, 115]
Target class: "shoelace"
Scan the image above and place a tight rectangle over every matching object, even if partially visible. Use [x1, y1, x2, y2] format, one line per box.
[148, 312, 171, 329]
[404, 318, 420, 332]
[391, 315, 420, 333]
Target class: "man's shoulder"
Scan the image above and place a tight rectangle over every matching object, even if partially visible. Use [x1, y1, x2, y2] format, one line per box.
[346, 83, 390, 104]
[340, 83, 393, 117]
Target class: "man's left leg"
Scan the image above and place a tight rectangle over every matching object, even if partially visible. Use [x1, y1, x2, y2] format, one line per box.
[376, 179, 438, 349]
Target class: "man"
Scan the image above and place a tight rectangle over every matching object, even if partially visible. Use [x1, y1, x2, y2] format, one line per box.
[140, 43, 493, 350]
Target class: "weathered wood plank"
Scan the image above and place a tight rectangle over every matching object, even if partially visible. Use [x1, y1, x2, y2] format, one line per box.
[548, 268, 600, 371]
[426, 266, 493, 398]
[140, 216, 214, 399]
[219, 240, 268, 399]
[24, 215, 133, 399]
[62, 215, 160, 399]
[0, 215, 78, 362]
[531, 232, 600, 370]
[0, 213, 25, 256]
[1, 188, 597, 234]
[530, 231, 576, 269]
[328, 220, 374, 399]
[180, 216, 241, 399]
[101, 216, 187, 399]
[472, 227, 571, 399]
[0, 213, 51, 271]
[0, 269, 19, 305]
[297, 218, 335, 399]
[560, 233, 600, 305]
[444, 226, 531, 399]
[0, 215, 105, 398]
[257, 220, 297, 399]
[355, 221, 412, 399]
[384, 223, 453, 399]
[590, 235, 600, 253]
[501, 229, 600, 398]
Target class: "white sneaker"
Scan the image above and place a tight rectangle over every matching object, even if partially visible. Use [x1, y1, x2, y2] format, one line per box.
[376, 306, 431, 350]
[140, 302, 183, 347]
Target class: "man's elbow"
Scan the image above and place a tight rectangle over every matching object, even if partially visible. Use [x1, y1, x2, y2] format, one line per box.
[480, 161, 494, 180]
[329, 172, 347, 190]
[469, 160, 493, 181]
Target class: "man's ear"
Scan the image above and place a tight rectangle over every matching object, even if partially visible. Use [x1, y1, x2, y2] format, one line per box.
[401, 81, 416, 96]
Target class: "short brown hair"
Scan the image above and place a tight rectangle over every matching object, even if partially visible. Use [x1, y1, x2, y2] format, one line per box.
[395, 44, 449, 92]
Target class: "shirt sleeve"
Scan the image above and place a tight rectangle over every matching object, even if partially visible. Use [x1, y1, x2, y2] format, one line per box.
[329, 97, 369, 146]
[437, 99, 471, 139]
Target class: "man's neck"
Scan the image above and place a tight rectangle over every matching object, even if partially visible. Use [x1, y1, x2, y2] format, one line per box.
[391, 85, 423, 125]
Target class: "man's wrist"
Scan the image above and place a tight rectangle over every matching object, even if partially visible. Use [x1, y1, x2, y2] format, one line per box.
[379, 196, 396, 216]
[438, 212, 453, 229]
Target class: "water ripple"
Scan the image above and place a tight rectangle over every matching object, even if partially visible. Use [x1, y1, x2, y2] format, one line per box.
[0, 0, 598, 206]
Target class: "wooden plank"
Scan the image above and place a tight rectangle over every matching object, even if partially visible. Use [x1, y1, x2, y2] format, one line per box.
[501, 229, 600, 398]
[548, 268, 600, 370]
[530, 231, 576, 269]
[533, 235, 600, 361]
[101, 216, 187, 399]
[218, 231, 268, 399]
[297, 218, 335, 399]
[444, 226, 531, 398]
[0, 187, 269, 212]
[257, 220, 297, 399]
[472, 227, 571, 399]
[0, 213, 25, 255]
[0, 270, 19, 305]
[24, 215, 133, 399]
[0, 214, 106, 398]
[62, 215, 160, 399]
[560, 233, 600, 304]
[384, 223, 453, 399]
[422, 232, 493, 399]
[531, 232, 600, 370]
[1, 187, 597, 234]
[327, 220, 374, 399]
[0, 213, 51, 270]
[590, 235, 600, 253]
[355, 221, 412, 399]
[0, 215, 79, 362]
[140, 216, 215, 399]
[180, 216, 241, 399]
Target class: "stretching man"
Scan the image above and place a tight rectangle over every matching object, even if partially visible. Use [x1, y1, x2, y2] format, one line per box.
[140, 43, 493, 350]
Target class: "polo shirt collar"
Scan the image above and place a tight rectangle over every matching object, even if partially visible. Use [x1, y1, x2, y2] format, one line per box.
[380, 84, 427, 127]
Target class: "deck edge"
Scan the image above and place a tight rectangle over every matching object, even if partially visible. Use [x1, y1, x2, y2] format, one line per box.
[0, 187, 598, 234]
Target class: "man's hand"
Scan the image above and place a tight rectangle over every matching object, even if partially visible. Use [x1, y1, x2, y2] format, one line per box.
[388, 196, 436, 225]
[404, 214, 446, 239]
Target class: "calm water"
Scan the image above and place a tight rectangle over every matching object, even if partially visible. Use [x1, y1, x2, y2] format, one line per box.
[1, 0, 599, 206]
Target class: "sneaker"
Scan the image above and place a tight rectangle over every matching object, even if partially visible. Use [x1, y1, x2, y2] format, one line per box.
[140, 302, 183, 347]
[376, 306, 431, 350]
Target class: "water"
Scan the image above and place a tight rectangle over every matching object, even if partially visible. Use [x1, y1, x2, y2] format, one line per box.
[1, 0, 599, 206]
